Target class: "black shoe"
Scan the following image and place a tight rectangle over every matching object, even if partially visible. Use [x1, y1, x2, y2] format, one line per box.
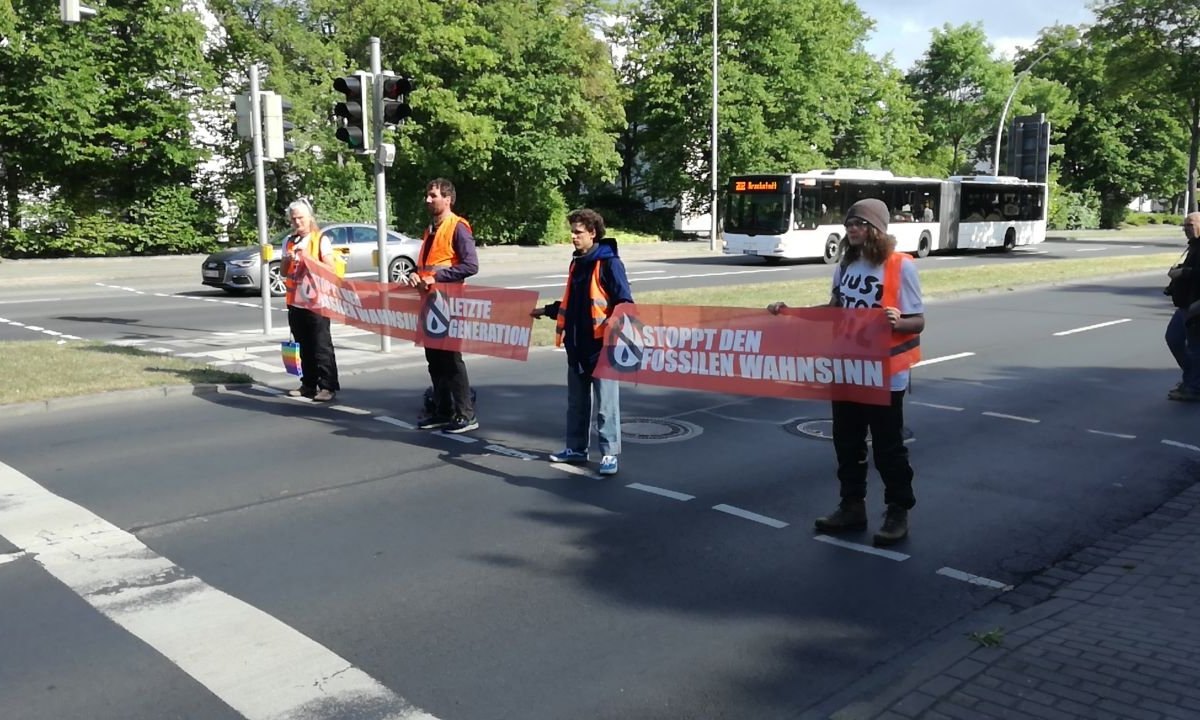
[417, 415, 451, 430]
[873, 505, 909, 546]
[444, 415, 479, 434]
[814, 500, 867, 533]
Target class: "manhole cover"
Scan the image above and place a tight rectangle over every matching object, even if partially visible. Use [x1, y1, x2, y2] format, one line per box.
[621, 417, 703, 444]
[784, 418, 913, 442]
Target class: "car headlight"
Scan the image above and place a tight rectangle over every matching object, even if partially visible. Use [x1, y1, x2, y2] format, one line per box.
[228, 258, 257, 268]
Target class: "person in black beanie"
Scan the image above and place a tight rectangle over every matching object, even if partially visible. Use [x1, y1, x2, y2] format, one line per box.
[767, 198, 925, 546]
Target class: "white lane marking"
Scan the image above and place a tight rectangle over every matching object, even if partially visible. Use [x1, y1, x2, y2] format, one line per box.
[913, 352, 975, 368]
[1087, 429, 1136, 440]
[484, 444, 537, 460]
[1053, 318, 1132, 336]
[1163, 439, 1200, 453]
[1127, 245, 1145, 249]
[627, 270, 667, 275]
[712, 504, 789, 529]
[982, 411, 1040, 424]
[911, 401, 964, 411]
[376, 415, 415, 430]
[627, 483, 695, 501]
[0, 551, 28, 566]
[928, 256, 966, 261]
[534, 274, 569, 280]
[254, 385, 284, 395]
[509, 266, 791, 290]
[8, 321, 25, 326]
[1020, 250, 1050, 255]
[0, 297, 63, 305]
[436, 432, 478, 444]
[937, 567, 1013, 591]
[813, 535, 910, 561]
[0, 460, 438, 720]
[330, 405, 372, 416]
[1075, 247, 1106, 252]
[242, 360, 286, 373]
[551, 462, 601, 480]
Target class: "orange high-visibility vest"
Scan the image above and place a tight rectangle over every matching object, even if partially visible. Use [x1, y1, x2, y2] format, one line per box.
[556, 260, 609, 347]
[882, 252, 922, 372]
[418, 213, 471, 285]
[284, 230, 330, 306]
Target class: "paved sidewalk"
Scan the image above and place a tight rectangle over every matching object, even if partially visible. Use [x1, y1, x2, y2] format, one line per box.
[829, 481, 1200, 720]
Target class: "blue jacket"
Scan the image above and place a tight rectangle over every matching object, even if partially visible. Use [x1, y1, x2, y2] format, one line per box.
[543, 238, 634, 374]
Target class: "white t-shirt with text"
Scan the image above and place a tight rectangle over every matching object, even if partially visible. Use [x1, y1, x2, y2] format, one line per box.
[832, 256, 924, 392]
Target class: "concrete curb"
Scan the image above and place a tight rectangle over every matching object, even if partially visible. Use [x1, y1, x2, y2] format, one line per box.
[3, 383, 254, 417]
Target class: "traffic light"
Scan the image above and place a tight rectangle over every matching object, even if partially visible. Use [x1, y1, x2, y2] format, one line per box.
[333, 71, 372, 153]
[262, 92, 294, 160]
[380, 75, 413, 126]
[232, 95, 253, 139]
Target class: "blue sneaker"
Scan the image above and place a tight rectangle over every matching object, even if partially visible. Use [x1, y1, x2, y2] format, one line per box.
[549, 448, 588, 464]
[598, 455, 619, 476]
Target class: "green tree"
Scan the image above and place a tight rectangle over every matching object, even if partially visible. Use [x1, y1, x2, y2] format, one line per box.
[1093, 0, 1200, 212]
[1030, 25, 1186, 227]
[907, 23, 1010, 174]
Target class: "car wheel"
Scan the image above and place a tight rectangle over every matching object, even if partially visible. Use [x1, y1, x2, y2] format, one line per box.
[823, 234, 843, 264]
[389, 257, 416, 283]
[267, 262, 286, 297]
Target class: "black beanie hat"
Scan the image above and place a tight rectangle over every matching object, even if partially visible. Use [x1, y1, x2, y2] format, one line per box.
[845, 198, 889, 233]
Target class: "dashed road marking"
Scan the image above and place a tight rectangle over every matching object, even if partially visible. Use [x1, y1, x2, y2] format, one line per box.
[1162, 439, 1200, 453]
[937, 567, 1013, 591]
[484, 444, 537, 460]
[551, 462, 602, 480]
[911, 401, 964, 411]
[914, 352, 975, 368]
[814, 535, 910, 561]
[330, 405, 372, 416]
[436, 432, 478, 444]
[982, 411, 1040, 424]
[626, 483, 695, 501]
[1053, 318, 1131, 336]
[712, 504, 788, 529]
[376, 415, 415, 430]
[1087, 429, 1136, 440]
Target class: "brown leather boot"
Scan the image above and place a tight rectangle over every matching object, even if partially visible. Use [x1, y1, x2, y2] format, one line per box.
[873, 505, 909, 546]
[813, 500, 867, 533]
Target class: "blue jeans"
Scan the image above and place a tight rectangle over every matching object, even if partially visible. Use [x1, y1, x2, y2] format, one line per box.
[1165, 308, 1200, 390]
[565, 367, 621, 456]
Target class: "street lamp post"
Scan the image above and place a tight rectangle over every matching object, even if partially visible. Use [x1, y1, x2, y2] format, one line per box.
[992, 40, 1079, 175]
[709, 0, 718, 252]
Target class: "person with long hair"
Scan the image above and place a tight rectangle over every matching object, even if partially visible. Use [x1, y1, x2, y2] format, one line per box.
[282, 199, 340, 402]
[768, 198, 924, 545]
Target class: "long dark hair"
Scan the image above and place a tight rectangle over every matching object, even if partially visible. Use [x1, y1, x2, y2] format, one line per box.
[839, 226, 896, 268]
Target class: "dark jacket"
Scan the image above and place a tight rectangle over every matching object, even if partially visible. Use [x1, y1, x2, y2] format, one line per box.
[1169, 237, 1200, 310]
[543, 238, 634, 373]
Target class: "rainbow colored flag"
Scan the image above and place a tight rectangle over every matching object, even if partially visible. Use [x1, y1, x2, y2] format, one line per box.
[280, 340, 302, 376]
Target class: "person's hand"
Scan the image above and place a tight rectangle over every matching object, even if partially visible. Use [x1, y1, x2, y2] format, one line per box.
[884, 307, 901, 327]
[1169, 267, 1183, 280]
[530, 307, 546, 319]
[767, 301, 787, 315]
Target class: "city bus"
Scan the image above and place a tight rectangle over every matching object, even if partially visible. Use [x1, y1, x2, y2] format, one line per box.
[722, 169, 1047, 263]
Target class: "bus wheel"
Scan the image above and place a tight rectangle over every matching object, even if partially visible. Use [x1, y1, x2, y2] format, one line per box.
[823, 234, 842, 264]
[1002, 228, 1016, 252]
[916, 232, 931, 258]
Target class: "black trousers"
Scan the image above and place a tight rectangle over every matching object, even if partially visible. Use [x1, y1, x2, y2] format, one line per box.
[831, 390, 915, 509]
[425, 347, 473, 419]
[288, 306, 339, 391]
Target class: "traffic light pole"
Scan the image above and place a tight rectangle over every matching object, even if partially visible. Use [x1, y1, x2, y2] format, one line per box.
[371, 37, 391, 353]
[250, 65, 273, 335]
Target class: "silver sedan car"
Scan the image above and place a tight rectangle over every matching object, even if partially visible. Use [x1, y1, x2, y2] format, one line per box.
[201, 222, 422, 297]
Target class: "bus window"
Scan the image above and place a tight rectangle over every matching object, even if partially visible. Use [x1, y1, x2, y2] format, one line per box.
[795, 187, 821, 230]
[725, 191, 789, 235]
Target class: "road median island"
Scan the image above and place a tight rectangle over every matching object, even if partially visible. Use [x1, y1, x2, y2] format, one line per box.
[1, 252, 1178, 405]
[0, 341, 253, 406]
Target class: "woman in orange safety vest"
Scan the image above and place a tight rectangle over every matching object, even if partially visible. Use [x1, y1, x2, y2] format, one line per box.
[282, 199, 340, 402]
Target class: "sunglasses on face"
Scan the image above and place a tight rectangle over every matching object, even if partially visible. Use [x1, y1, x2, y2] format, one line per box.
[844, 219, 870, 229]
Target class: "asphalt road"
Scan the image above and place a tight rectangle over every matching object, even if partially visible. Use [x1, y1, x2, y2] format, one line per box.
[1, 264, 1197, 719]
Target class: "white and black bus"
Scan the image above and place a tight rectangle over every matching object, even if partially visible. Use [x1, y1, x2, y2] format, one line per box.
[722, 169, 1047, 263]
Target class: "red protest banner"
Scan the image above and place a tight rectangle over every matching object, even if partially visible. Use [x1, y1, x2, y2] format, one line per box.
[593, 304, 894, 405]
[292, 257, 538, 361]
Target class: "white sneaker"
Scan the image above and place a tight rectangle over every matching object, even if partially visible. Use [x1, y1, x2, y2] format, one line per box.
[598, 455, 619, 476]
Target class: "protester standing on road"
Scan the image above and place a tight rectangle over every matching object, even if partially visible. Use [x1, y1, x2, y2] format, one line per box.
[410, 178, 480, 433]
[283, 199, 340, 402]
[531, 209, 633, 476]
[1164, 212, 1200, 402]
[767, 198, 924, 545]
